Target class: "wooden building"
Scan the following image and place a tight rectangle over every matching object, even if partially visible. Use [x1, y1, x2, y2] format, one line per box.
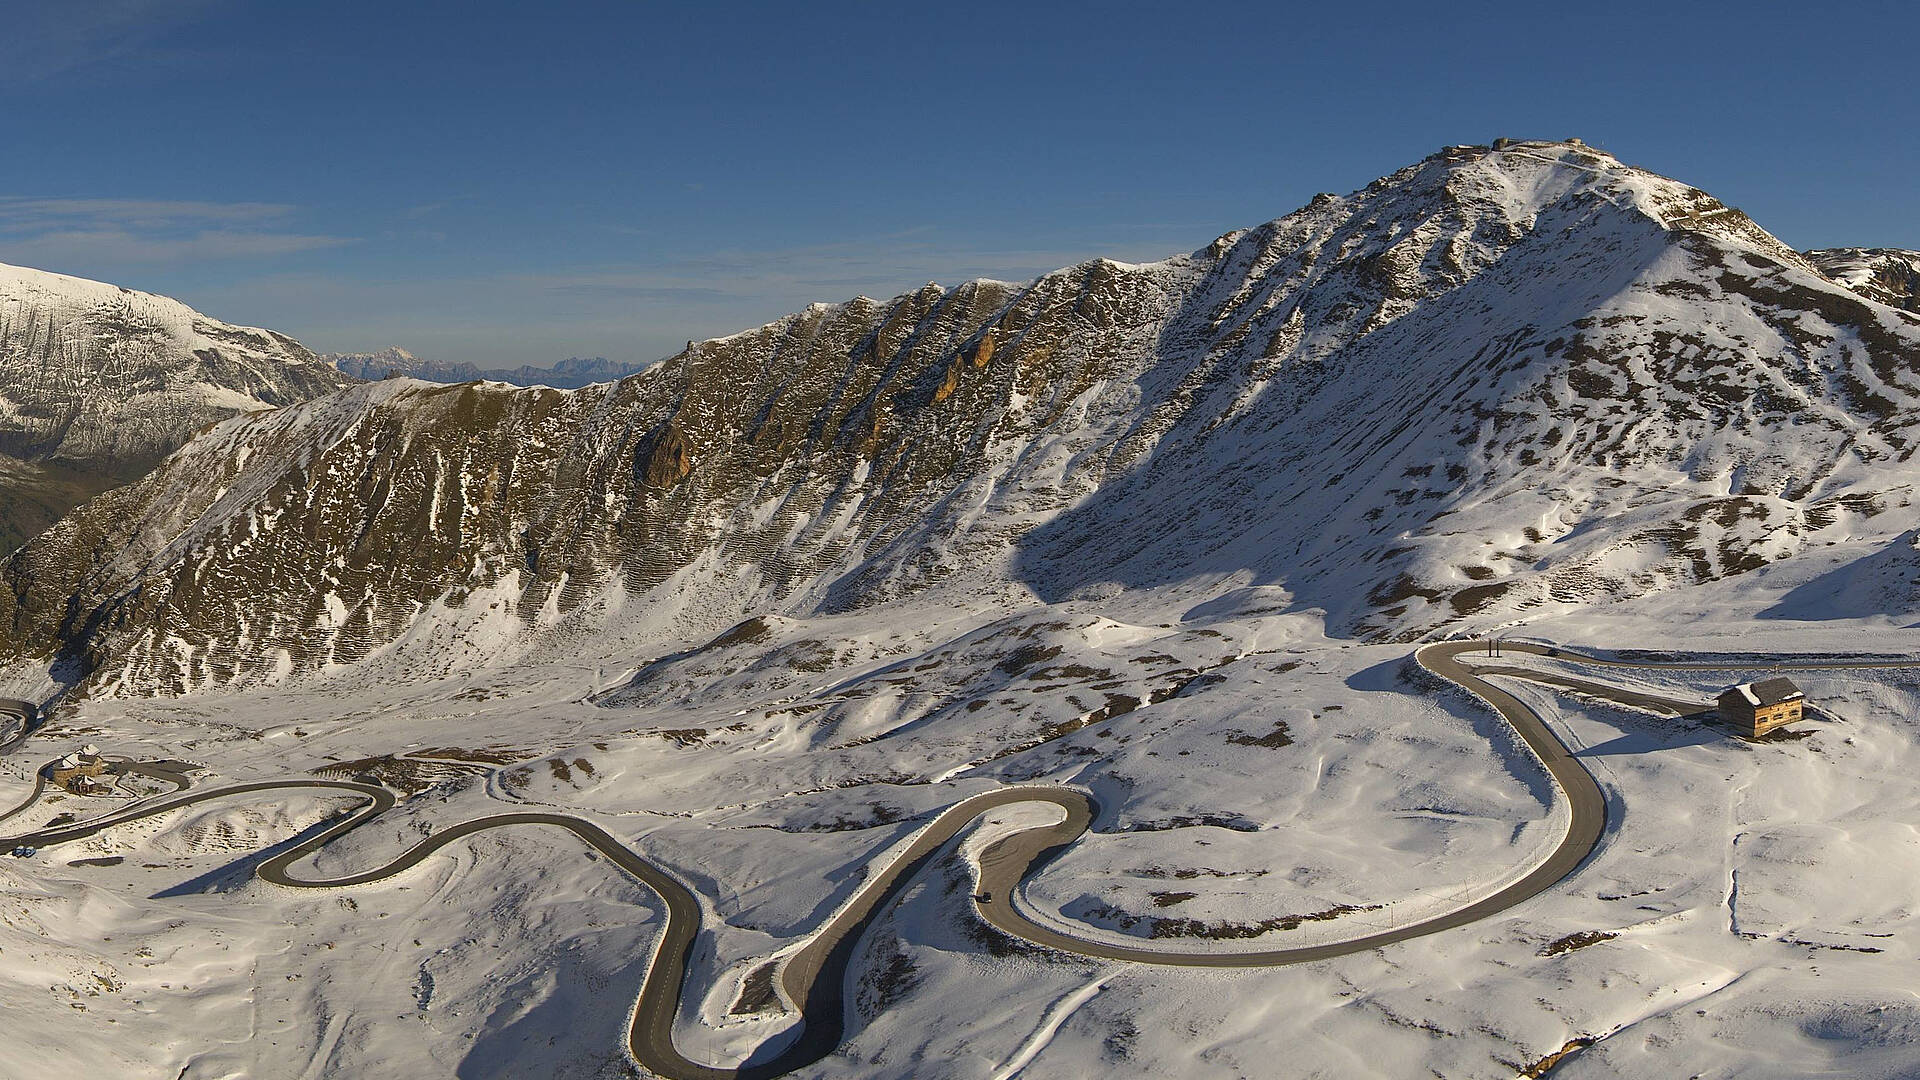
[1717, 678, 1805, 738]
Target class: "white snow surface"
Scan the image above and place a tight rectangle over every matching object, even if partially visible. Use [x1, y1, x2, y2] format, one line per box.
[5, 591, 1920, 1078]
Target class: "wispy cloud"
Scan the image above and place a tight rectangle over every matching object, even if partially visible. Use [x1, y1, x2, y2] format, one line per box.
[0, 0, 227, 83]
[0, 196, 352, 267]
[0, 197, 293, 228]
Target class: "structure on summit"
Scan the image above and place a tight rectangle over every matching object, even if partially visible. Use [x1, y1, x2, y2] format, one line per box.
[1716, 678, 1806, 738]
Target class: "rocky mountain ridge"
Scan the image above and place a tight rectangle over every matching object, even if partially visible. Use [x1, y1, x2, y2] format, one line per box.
[5, 139, 1920, 698]
[1809, 248, 1920, 313]
[0, 263, 356, 551]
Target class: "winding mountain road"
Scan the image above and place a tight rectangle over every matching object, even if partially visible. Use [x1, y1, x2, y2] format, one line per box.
[964, 639, 1611, 967]
[0, 640, 1890, 1078]
[0, 771, 45, 829]
[0, 697, 36, 756]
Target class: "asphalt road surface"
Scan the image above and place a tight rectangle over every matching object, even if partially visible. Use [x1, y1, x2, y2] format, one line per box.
[0, 697, 36, 755]
[3, 640, 1904, 1078]
[0, 771, 45, 828]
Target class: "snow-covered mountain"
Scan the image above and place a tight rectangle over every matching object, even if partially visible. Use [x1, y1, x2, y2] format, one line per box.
[326, 346, 651, 388]
[0, 263, 356, 550]
[1809, 247, 1920, 312]
[5, 140, 1920, 698]
[323, 345, 426, 379]
[10, 142, 1920, 1080]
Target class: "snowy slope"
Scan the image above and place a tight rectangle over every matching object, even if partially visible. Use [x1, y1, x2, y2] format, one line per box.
[4, 588, 1919, 1078]
[0, 262, 356, 550]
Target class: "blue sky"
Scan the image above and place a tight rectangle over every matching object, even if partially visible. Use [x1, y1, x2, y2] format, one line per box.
[2, 1, 1914, 366]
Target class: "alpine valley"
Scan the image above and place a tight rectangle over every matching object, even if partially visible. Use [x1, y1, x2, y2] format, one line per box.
[4, 141, 1920, 1080]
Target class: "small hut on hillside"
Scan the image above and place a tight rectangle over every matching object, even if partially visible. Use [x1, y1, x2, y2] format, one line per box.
[1717, 678, 1805, 738]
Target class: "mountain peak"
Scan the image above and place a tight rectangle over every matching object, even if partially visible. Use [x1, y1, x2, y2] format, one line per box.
[0, 261, 356, 550]
[0, 260, 339, 371]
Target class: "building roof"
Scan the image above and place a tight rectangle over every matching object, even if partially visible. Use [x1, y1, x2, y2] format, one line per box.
[1728, 677, 1804, 706]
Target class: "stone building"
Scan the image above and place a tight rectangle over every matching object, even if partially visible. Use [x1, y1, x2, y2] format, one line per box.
[48, 744, 113, 793]
[68, 774, 116, 797]
[1717, 678, 1805, 738]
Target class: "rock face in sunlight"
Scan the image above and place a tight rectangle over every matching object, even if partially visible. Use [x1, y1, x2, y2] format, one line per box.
[5, 140, 1920, 697]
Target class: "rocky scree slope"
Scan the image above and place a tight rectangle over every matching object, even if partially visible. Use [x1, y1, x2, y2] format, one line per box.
[5, 140, 1920, 698]
[0, 263, 355, 550]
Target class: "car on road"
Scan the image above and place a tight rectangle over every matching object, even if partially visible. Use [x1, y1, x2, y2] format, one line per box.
[8, 846, 36, 858]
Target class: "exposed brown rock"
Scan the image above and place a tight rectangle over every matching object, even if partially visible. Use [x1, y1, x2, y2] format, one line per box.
[643, 421, 693, 487]
[932, 361, 963, 403]
[1520, 1037, 1596, 1078]
[970, 329, 996, 369]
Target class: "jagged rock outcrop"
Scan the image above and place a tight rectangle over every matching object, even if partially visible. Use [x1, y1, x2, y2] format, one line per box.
[0, 263, 355, 550]
[7, 140, 1920, 697]
[641, 420, 693, 488]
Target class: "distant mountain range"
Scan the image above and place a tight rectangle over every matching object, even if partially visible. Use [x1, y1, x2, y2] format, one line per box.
[6, 140, 1920, 697]
[324, 347, 651, 388]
